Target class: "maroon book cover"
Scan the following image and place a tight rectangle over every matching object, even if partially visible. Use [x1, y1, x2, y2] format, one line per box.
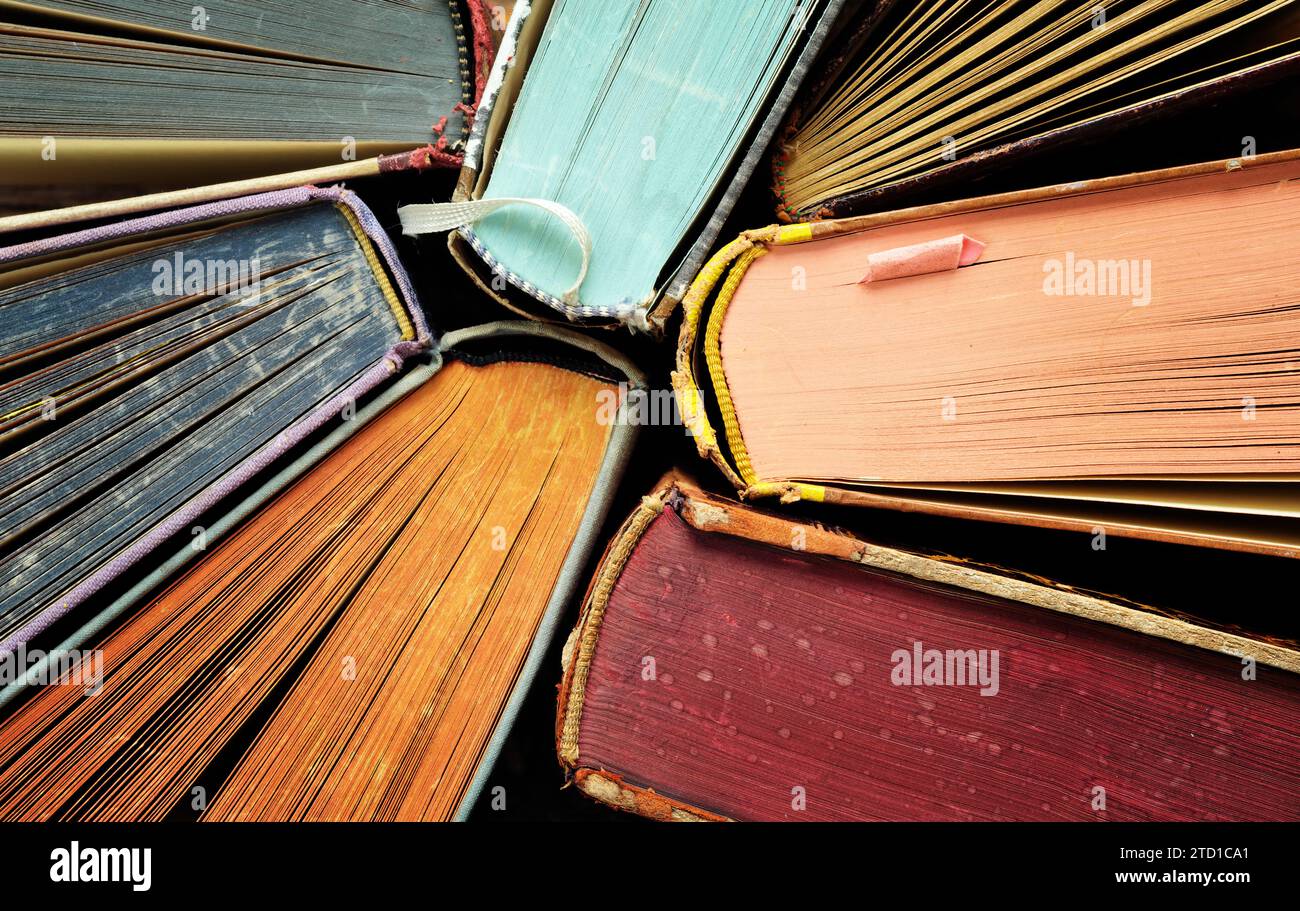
[558, 478, 1300, 821]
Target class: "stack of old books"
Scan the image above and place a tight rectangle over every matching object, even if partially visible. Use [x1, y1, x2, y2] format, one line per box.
[0, 0, 1296, 823]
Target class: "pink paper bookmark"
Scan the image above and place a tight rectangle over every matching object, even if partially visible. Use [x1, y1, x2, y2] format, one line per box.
[859, 234, 985, 284]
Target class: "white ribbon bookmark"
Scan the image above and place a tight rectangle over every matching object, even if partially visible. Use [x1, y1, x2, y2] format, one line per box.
[397, 197, 591, 307]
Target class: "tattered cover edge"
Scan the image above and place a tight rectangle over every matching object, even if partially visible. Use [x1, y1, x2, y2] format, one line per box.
[0, 185, 433, 661]
[778, 25, 1300, 220]
[448, 0, 846, 333]
[456, 0, 542, 199]
[675, 149, 1300, 558]
[450, 319, 648, 820]
[555, 475, 1300, 821]
[461, 0, 496, 110]
[554, 476, 735, 822]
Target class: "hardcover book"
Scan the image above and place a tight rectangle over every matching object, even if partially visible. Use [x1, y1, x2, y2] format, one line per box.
[0, 0, 494, 209]
[675, 150, 1300, 556]
[557, 477, 1300, 821]
[0, 321, 644, 821]
[773, 0, 1300, 220]
[424, 0, 849, 332]
[0, 186, 427, 658]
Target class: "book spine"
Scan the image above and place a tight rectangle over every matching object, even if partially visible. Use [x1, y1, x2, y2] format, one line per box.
[572, 769, 731, 822]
